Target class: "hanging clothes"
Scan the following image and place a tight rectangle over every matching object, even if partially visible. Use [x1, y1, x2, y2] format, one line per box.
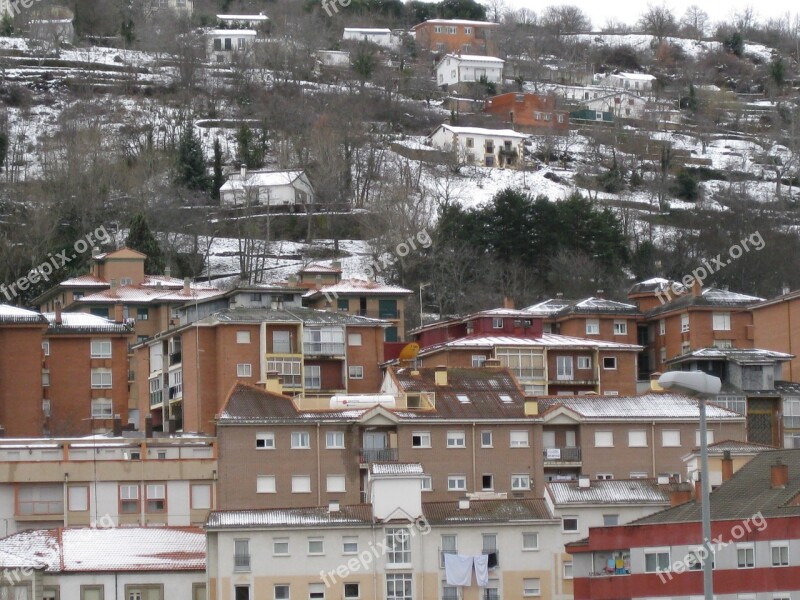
[473, 554, 490, 587]
[444, 553, 474, 586]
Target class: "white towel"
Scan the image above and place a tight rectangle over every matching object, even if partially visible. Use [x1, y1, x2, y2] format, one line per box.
[444, 554, 474, 586]
[473, 554, 489, 587]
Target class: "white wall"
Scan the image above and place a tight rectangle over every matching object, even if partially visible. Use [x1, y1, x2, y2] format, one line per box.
[436, 57, 503, 87]
[43, 570, 204, 600]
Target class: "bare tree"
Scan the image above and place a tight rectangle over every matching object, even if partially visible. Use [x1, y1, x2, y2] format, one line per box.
[541, 5, 591, 39]
[681, 5, 709, 39]
[638, 4, 678, 43]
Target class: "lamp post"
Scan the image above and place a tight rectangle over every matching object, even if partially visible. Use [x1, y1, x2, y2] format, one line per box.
[419, 282, 431, 328]
[658, 371, 721, 600]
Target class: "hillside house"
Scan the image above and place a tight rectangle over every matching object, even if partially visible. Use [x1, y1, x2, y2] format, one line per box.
[412, 19, 500, 56]
[220, 168, 315, 208]
[206, 29, 257, 63]
[435, 53, 504, 89]
[316, 50, 351, 69]
[217, 13, 270, 33]
[580, 90, 648, 120]
[426, 124, 527, 168]
[595, 71, 656, 93]
[484, 92, 569, 133]
[342, 27, 398, 48]
[149, 0, 193, 15]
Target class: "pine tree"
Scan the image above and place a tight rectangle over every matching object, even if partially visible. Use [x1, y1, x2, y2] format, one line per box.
[176, 125, 208, 191]
[212, 137, 224, 202]
[126, 214, 165, 275]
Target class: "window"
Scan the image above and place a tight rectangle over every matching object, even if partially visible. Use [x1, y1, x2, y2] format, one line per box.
[237, 331, 251, 344]
[597, 473, 614, 480]
[628, 430, 647, 447]
[644, 548, 670, 572]
[660, 347, 667, 363]
[68, 485, 89, 511]
[266, 357, 301, 388]
[602, 356, 617, 370]
[386, 574, 412, 600]
[603, 514, 619, 526]
[344, 583, 359, 599]
[492, 317, 503, 329]
[682, 341, 691, 354]
[234, 586, 250, 600]
[292, 476, 311, 493]
[412, 432, 431, 448]
[562, 516, 578, 532]
[348, 333, 362, 346]
[91, 339, 112, 358]
[510, 430, 529, 448]
[714, 339, 733, 349]
[137, 308, 149, 321]
[146, 484, 166, 512]
[91, 398, 113, 419]
[421, 475, 432, 491]
[291, 431, 310, 449]
[343, 536, 359, 554]
[563, 560, 573, 579]
[275, 585, 290, 600]
[326, 431, 345, 449]
[386, 528, 411, 565]
[91, 368, 112, 388]
[662, 430, 681, 447]
[447, 431, 466, 448]
[191, 484, 212, 510]
[42, 369, 50, 387]
[481, 474, 494, 490]
[442, 586, 458, 600]
[304, 365, 321, 389]
[234, 539, 251, 571]
[81, 586, 105, 600]
[522, 532, 539, 550]
[448, 475, 466, 491]
[686, 547, 706, 570]
[308, 538, 324, 555]
[273, 538, 289, 556]
[511, 474, 530, 490]
[585, 319, 599, 335]
[480, 431, 493, 447]
[326, 475, 346, 492]
[771, 542, 789, 566]
[712, 312, 731, 331]
[42, 340, 50, 356]
[523, 578, 541, 596]
[348, 365, 364, 379]
[237, 363, 252, 377]
[659, 319, 665, 335]
[119, 484, 139, 513]
[695, 429, 715, 446]
[556, 356, 573, 380]
[272, 331, 292, 353]
[472, 355, 486, 367]
[256, 432, 275, 449]
[456, 394, 471, 404]
[630, 471, 649, 478]
[594, 431, 614, 447]
[257, 475, 276, 493]
[577, 356, 592, 370]
[681, 313, 690, 332]
[613, 321, 627, 335]
[737, 543, 755, 568]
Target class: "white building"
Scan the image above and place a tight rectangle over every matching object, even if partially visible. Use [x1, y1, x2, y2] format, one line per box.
[580, 90, 649, 120]
[435, 54, 504, 88]
[149, 0, 193, 15]
[206, 462, 572, 600]
[0, 526, 206, 600]
[426, 123, 528, 168]
[316, 50, 351, 68]
[219, 168, 315, 208]
[206, 29, 258, 63]
[594, 72, 656, 93]
[217, 13, 269, 31]
[343, 28, 396, 48]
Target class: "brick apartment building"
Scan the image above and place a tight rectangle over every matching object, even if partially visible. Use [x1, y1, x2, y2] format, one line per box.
[567, 449, 800, 600]
[484, 93, 570, 133]
[751, 288, 800, 380]
[412, 19, 500, 56]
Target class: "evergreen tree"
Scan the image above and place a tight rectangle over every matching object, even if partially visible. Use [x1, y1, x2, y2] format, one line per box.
[176, 125, 208, 191]
[212, 137, 224, 202]
[236, 124, 267, 169]
[126, 214, 165, 274]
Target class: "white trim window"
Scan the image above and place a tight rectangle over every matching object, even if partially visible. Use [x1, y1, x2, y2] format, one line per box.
[91, 368, 112, 389]
[412, 431, 431, 448]
[448, 475, 467, 491]
[326, 431, 345, 449]
[257, 475, 276, 494]
[644, 547, 671, 572]
[292, 476, 311, 494]
[90, 339, 112, 358]
[522, 578, 541, 597]
[585, 319, 599, 335]
[291, 432, 311, 449]
[737, 543, 755, 568]
[661, 430, 681, 447]
[91, 398, 113, 419]
[256, 432, 276, 449]
[594, 431, 613, 447]
[613, 320, 627, 335]
[577, 356, 592, 370]
[712, 312, 731, 331]
[511, 474, 530, 490]
[447, 431, 466, 448]
[681, 313, 690, 333]
[237, 363, 252, 377]
[348, 365, 364, 380]
[510, 430, 529, 448]
[771, 541, 789, 567]
[628, 430, 647, 447]
[522, 532, 538, 550]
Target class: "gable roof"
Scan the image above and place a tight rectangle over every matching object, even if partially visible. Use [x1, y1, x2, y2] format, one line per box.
[667, 347, 794, 365]
[685, 439, 775, 455]
[645, 286, 763, 317]
[220, 170, 306, 192]
[432, 123, 527, 139]
[0, 305, 48, 325]
[44, 312, 131, 335]
[525, 296, 641, 318]
[303, 278, 412, 298]
[423, 498, 554, 524]
[417, 333, 642, 356]
[547, 478, 682, 505]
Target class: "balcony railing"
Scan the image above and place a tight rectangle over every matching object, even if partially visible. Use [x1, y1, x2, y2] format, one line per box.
[359, 448, 399, 463]
[169, 352, 182, 366]
[543, 446, 582, 463]
[303, 342, 346, 356]
[357, 309, 403, 320]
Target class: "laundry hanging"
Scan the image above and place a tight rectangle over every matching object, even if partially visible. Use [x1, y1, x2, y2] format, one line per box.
[444, 553, 474, 586]
[473, 554, 490, 587]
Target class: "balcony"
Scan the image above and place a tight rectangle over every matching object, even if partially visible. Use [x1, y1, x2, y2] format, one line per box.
[149, 391, 163, 408]
[169, 352, 182, 366]
[303, 342, 346, 356]
[543, 446, 582, 464]
[359, 448, 399, 464]
[548, 379, 598, 385]
[357, 309, 403, 320]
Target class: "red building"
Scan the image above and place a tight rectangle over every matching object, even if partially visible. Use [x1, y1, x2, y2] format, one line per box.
[568, 448, 800, 599]
[484, 92, 570, 133]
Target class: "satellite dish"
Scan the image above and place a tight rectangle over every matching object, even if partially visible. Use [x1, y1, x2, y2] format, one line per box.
[398, 343, 420, 364]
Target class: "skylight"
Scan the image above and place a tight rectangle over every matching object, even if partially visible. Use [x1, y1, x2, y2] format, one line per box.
[457, 394, 471, 404]
[499, 394, 513, 404]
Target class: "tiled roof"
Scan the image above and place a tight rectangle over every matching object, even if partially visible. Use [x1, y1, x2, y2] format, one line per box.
[686, 439, 775, 455]
[645, 286, 763, 318]
[0, 527, 205, 572]
[667, 347, 794, 365]
[419, 333, 642, 353]
[775, 381, 800, 395]
[75, 285, 220, 304]
[44, 312, 131, 334]
[539, 393, 744, 421]
[303, 279, 412, 298]
[0, 305, 48, 325]
[217, 383, 303, 422]
[628, 277, 670, 295]
[59, 274, 109, 287]
[300, 263, 342, 274]
[142, 275, 217, 290]
[370, 463, 424, 476]
[560, 297, 640, 316]
[523, 299, 573, 316]
[547, 478, 679, 505]
[633, 449, 800, 523]
[423, 498, 554, 524]
[207, 505, 374, 529]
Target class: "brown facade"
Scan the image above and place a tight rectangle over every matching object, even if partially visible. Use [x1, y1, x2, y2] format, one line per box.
[0, 322, 48, 437]
[751, 294, 800, 381]
[484, 93, 570, 133]
[413, 20, 500, 56]
[555, 315, 639, 347]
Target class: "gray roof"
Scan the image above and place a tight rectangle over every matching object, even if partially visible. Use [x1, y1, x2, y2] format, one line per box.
[524, 297, 640, 318]
[645, 286, 763, 318]
[634, 449, 800, 524]
[370, 463, 424, 476]
[667, 347, 794, 365]
[423, 498, 555, 524]
[540, 393, 744, 421]
[207, 306, 387, 327]
[547, 478, 681, 505]
[775, 381, 800, 396]
[685, 439, 775, 455]
[207, 505, 374, 529]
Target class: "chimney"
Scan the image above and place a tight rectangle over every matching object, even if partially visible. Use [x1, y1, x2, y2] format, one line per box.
[112, 416, 122, 437]
[183, 277, 190, 294]
[556, 292, 563, 298]
[458, 497, 470, 510]
[484, 358, 502, 369]
[524, 398, 539, 416]
[657, 473, 670, 485]
[670, 486, 693, 506]
[328, 500, 340, 513]
[165, 266, 171, 279]
[434, 365, 448, 387]
[265, 371, 283, 396]
[503, 296, 515, 309]
[54, 301, 63, 325]
[691, 279, 702, 297]
[649, 372, 664, 392]
[721, 450, 734, 482]
[240, 164, 247, 179]
[91, 247, 101, 258]
[110, 278, 118, 290]
[145, 414, 153, 438]
[596, 289, 605, 298]
[578, 474, 590, 488]
[771, 459, 789, 489]
[331, 260, 341, 271]
[114, 303, 124, 324]
[783, 286, 791, 296]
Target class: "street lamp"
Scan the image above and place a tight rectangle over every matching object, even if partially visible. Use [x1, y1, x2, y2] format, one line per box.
[658, 370, 721, 600]
[419, 282, 431, 328]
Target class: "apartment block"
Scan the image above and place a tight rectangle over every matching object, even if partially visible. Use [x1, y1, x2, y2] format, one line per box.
[412, 19, 500, 56]
[484, 93, 570, 133]
[0, 435, 216, 535]
[751, 288, 800, 380]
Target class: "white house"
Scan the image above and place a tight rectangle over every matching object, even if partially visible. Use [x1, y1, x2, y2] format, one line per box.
[342, 28, 396, 48]
[595, 71, 656, 93]
[426, 123, 528, 168]
[316, 50, 351, 68]
[217, 13, 269, 32]
[580, 90, 649, 120]
[0, 526, 206, 600]
[435, 54, 504, 88]
[206, 29, 258, 63]
[220, 168, 315, 208]
[150, 0, 193, 15]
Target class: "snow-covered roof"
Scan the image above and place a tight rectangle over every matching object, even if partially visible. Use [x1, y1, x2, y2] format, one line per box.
[44, 312, 130, 333]
[668, 347, 794, 365]
[0, 527, 205, 572]
[217, 13, 269, 21]
[414, 19, 500, 27]
[220, 170, 306, 191]
[433, 124, 528, 139]
[420, 333, 642, 354]
[547, 478, 674, 505]
[304, 278, 412, 297]
[344, 28, 391, 34]
[207, 506, 374, 529]
[301, 262, 342, 274]
[75, 285, 221, 305]
[0, 305, 42, 319]
[59, 274, 109, 287]
[207, 29, 258, 36]
[370, 463, 424, 476]
[612, 72, 656, 81]
[440, 53, 504, 64]
[539, 393, 744, 421]
[523, 299, 572, 316]
[142, 275, 217, 290]
[685, 439, 774, 455]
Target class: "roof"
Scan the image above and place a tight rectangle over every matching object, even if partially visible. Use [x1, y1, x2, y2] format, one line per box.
[414, 19, 500, 28]
[547, 478, 680, 505]
[0, 527, 205, 572]
[369, 463, 424, 476]
[203, 306, 387, 327]
[686, 439, 775, 455]
[523, 298, 572, 316]
[44, 312, 131, 334]
[607, 72, 656, 81]
[536, 296, 641, 317]
[423, 498, 554, 524]
[217, 383, 301, 422]
[207, 29, 258, 36]
[217, 13, 269, 20]
[418, 333, 642, 355]
[303, 278, 412, 298]
[73, 284, 221, 305]
[750, 287, 800, 310]
[300, 262, 342, 274]
[207, 505, 374, 529]
[440, 53, 504, 64]
[667, 347, 794, 365]
[432, 124, 526, 139]
[539, 393, 745, 421]
[0, 304, 48, 325]
[775, 380, 800, 396]
[220, 170, 306, 192]
[59, 274, 109, 288]
[633, 449, 800, 523]
[344, 27, 391, 34]
[645, 286, 764, 317]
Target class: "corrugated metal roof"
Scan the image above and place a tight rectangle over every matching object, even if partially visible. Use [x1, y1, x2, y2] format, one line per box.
[370, 463, 424, 476]
[420, 333, 641, 352]
[540, 393, 744, 421]
[207, 505, 374, 529]
[547, 479, 674, 505]
[667, 347, 794, 364]
[645, 286, 763, 318]
[0, 304, 48, 325]
[304, 279, 412, 298]
[423, 498, 554, 524]
[44, 312, 130, 334]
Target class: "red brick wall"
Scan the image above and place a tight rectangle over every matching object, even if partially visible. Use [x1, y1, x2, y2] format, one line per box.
[0, 325, 46, 436]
